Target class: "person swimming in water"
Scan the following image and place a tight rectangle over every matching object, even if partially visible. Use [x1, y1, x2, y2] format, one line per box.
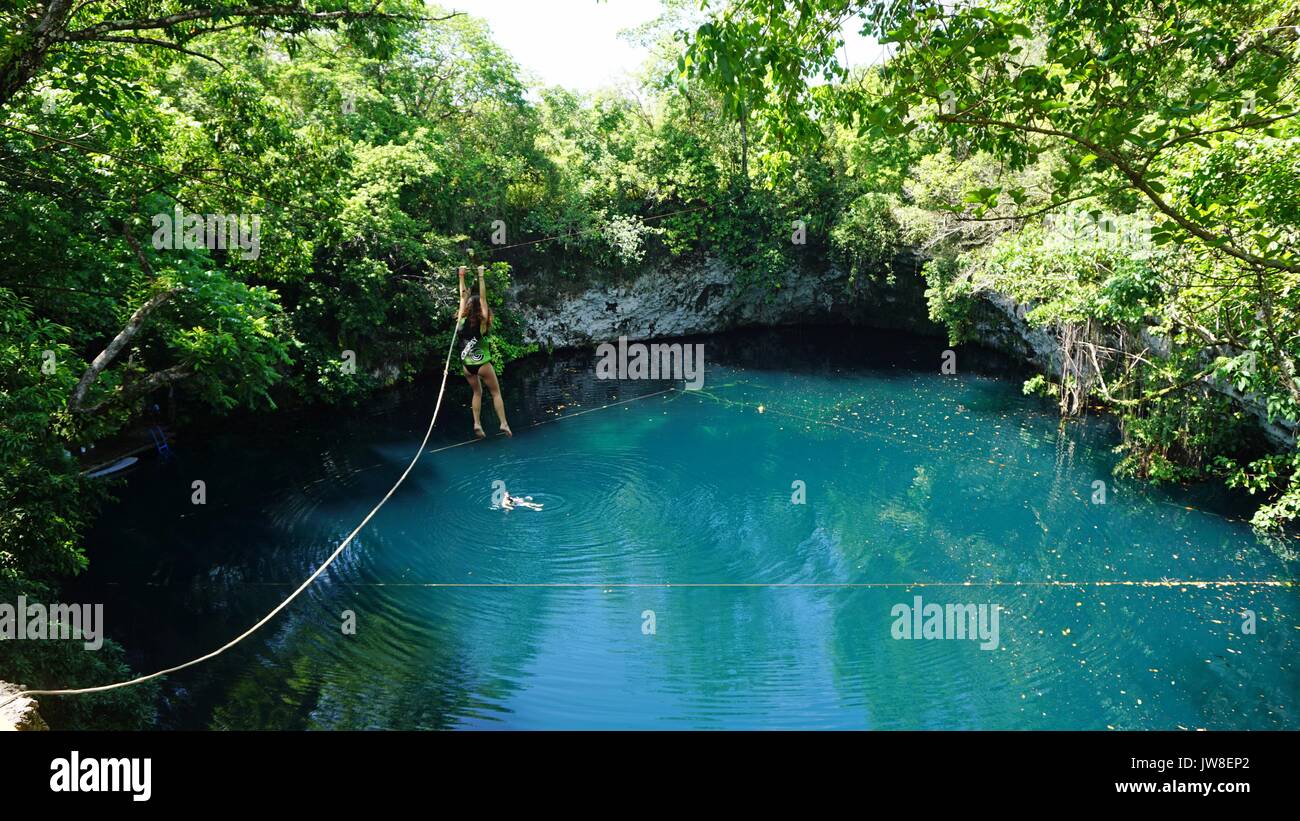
[457, 265, 512, 439]
[495, 482, 542, 511]
[501, 492, 543, 512]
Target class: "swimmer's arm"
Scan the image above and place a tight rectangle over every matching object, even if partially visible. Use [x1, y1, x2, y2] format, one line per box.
[457, 266, 468, 316]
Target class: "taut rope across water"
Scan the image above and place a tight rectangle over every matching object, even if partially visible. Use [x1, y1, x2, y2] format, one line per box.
[1, 320, 472, 711]
[232, 580, 1299, 589]
[9, 369, 1292, 712]
[0, 362, 674, 710]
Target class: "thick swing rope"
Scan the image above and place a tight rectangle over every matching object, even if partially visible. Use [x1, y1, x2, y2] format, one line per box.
[0, 375, 677, 710]
[0, 318, 466, 711]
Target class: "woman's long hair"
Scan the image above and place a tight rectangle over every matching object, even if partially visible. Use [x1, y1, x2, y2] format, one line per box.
[461, 293, 493, 333]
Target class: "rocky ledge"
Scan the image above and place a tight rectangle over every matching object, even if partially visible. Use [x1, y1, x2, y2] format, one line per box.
[512, 253, 940, 350]
[0, 682, 47, 731]
[511, 252, 1295, 450]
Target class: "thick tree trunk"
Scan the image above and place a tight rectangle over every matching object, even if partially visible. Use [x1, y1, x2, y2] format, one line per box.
[68, 287, 182, 412]
[1255, 267, 1300, 408]
[0, 0, 73, 110]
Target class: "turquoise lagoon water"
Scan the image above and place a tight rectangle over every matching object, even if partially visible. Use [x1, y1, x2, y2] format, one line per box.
[74, 328, 1300, 729]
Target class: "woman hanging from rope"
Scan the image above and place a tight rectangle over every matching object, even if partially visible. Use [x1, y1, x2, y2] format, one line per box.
[457, 265, 512, 439]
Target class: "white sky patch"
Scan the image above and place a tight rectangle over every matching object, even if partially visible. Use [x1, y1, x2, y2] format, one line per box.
[447, 0, 664, 91]
[840, 20, 893, 73]
[445, 1, 890, 92]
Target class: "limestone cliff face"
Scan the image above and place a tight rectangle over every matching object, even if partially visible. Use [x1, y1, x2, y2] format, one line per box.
[510, 253, 941, 349]
[0, 682, 47, 731]
[508, 252, 1295, 449]
[970, 290, 1297, 449]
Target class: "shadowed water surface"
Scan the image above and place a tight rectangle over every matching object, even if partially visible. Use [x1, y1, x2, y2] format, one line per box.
[75, 327, 1300, 729]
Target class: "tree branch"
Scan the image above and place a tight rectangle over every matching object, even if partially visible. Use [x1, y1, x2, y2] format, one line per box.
[1156, 110, 1300, 152]
[85, 35, 226, 68]
[68, 224, 183, 412]
[938, 111, 1300, 273]
[60, 6, 459, 42]
[954, 190, 1108, 223]
[76, 364, 191, 415]
[68, 287, 182, 412]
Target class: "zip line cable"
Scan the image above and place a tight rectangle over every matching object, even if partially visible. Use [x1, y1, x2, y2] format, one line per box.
[0, 318, 465, 711]
[0, 121, 729, 709]
[236, 580, 1297, 589]
[0, 383, 679, 711]
[425, 386, 677, 454]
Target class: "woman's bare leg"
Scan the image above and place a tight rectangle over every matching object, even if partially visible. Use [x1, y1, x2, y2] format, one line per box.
[479, 364, 511, 436]
[464, 368, 485, 437]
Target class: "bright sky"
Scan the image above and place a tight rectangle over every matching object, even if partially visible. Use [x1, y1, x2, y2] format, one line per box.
[444, 0, 887, 92]
[446, 0, 666, 91]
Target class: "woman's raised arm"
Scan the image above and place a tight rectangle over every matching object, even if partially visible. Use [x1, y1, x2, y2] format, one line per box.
[457, 266, 468, 315]
[477, 265, 489, 322]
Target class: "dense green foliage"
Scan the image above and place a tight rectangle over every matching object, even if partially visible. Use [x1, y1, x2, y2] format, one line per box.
[2, 0, 1296, 727]
[686, 0, 1300, 530]
[0, 1, 848, 725]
